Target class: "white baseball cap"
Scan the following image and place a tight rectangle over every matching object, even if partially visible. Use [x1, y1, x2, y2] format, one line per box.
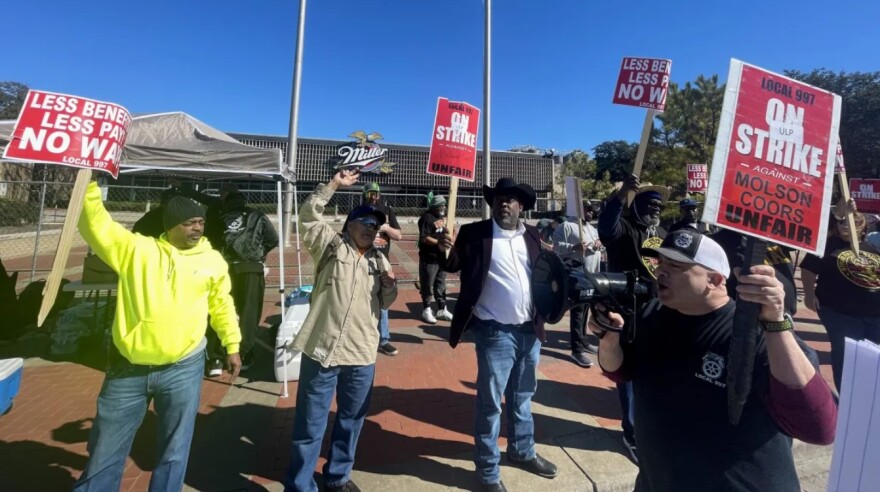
[642, 229, 731, 278]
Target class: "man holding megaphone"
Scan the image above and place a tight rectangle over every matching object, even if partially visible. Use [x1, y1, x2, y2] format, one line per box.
[590, 229, 837, 492]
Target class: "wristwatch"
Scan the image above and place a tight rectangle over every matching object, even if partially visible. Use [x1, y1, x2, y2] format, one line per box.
[760, 313, 794, 333]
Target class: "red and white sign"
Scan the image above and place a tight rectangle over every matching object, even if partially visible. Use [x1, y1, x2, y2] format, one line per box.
[2, 90, 131, 178]
[612, 57, 672, 111]
[687, 164, 709, 193]
[426, 98, 480, 182]
[703, 60, 841, 255]
[850, 179, 880, 213]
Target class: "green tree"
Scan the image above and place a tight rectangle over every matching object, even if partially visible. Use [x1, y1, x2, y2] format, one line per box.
[592, 140, 637, 183]
[784, 69, 880, 178]
[559, 149, 617, 201]
[0, 82, 28, 120]
[655, 74, 725, 164]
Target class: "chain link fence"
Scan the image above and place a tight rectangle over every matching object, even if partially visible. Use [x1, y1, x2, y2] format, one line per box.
[1, 177, 571, 295]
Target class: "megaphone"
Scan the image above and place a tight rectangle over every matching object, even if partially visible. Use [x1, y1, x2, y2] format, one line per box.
[531, 251, 649, 339]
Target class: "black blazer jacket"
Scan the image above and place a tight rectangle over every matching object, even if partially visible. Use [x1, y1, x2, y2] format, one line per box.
[439, 218, 546, 347]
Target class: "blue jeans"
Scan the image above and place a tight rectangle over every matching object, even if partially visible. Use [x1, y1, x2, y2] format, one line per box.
[472, 318, 541, 485]
[73, 349, 205, 492]
[284, 355, 375, 492]
[378, 308, 390, 345]
[617, 381, 635, 444]
[818, 304, 880, 391]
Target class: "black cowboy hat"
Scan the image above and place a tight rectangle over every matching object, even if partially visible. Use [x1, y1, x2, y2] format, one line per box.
[483, 177, 537, 211]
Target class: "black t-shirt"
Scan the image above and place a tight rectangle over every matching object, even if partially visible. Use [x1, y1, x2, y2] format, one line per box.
[625, 300, 815, 492]
[800, 236, 880, 316]
[711, 229, 798, 316]
[417, 210, 445, 262]
[369, 202, 400, 259]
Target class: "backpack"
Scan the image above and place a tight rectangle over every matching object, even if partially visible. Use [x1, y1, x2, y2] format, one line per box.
[223, 210, 267, 262]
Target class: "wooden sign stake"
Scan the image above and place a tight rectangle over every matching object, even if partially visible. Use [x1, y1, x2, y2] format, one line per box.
[627, 109, 657, 205]
[444, 177, 459, 258]
[37, 169, 92, 326]
[837, 170, 860, 256]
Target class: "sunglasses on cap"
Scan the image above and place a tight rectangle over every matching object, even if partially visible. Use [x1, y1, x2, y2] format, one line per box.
[353, 216, 380, 229]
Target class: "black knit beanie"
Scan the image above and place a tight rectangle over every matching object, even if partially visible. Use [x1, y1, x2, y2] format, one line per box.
[163, 197, 205, 230]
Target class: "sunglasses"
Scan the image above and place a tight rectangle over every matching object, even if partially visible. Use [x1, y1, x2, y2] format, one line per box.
[353, 216, 380, 229]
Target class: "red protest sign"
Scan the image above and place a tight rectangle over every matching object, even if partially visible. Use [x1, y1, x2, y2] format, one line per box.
[687, 164, 708, 193]
[703, 60, 841, 255]
[2, 90, 131, 178]
[426, 98, 480, 182]
[612, 57, 672, 111]
[850, 179, 880, 213]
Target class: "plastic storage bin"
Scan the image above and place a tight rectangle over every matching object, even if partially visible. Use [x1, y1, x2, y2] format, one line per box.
[275, 286, 312, 382]
[0, 358, 24, 415]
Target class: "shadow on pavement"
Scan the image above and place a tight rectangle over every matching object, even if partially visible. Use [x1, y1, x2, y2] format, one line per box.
[0, 439, 88, 490]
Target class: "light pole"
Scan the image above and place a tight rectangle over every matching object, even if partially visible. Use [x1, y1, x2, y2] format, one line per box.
[482, 0, 492, 219]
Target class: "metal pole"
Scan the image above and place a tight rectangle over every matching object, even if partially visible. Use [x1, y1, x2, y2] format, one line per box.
[284, 0, 307, 248]
[30, 179, 48, 281]
[482, 0, 492, 219]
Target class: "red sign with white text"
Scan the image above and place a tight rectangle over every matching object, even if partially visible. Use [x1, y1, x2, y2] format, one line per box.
[612, 57, 672, 111]
[687, 164, 708, 193]
[703, 60, 841, 255]
[850, 179, 880, 213]
[2, 90, 131, 178]
[427, 98, 480, 182]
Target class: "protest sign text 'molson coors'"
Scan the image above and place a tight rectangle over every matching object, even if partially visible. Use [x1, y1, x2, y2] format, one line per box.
[704, 60, 841, 255]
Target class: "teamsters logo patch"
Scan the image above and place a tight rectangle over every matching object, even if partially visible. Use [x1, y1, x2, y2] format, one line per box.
[641, 236, 663, 278]
[674, 234, 693, 249]
[695, 352, 727, 388]
[836, 250, 880, 291]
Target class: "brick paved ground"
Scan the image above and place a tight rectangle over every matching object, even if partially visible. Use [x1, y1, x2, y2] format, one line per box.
[0, 268, 835, 491]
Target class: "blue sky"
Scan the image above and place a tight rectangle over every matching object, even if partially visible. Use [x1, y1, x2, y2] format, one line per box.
[5, 0, 875, 154]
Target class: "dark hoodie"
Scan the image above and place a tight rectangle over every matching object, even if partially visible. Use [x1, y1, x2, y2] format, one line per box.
[598, 195, 667, 282]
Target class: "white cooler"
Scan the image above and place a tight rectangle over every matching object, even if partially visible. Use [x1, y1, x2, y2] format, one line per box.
[0, 358, 23, 415]
[274, 297, 310, 382]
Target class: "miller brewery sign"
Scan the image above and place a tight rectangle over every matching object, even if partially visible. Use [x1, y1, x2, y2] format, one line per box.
[334, 130, 395, 174]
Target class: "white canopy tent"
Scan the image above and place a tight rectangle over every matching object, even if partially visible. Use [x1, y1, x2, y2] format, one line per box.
[0, 111, 300, 338]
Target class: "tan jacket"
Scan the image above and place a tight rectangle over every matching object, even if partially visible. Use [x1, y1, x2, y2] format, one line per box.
[292, 184, 398, 367]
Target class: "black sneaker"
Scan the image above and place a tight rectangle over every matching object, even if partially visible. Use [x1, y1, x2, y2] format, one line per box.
[571, 352, 594, 368]
[206, 359, 223, 377]
[507, 453, 558, 478]
[325, 479, 362, 492]
[378, 343, 399, 356]
[240, 352, 254, 371]
[584, 343, 599, 355]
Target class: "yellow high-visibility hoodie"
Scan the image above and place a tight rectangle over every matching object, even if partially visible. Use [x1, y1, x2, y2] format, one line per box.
[78, 182, 241, 365]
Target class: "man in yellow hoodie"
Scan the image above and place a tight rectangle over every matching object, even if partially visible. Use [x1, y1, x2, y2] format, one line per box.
[73, 180, 241, 492]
